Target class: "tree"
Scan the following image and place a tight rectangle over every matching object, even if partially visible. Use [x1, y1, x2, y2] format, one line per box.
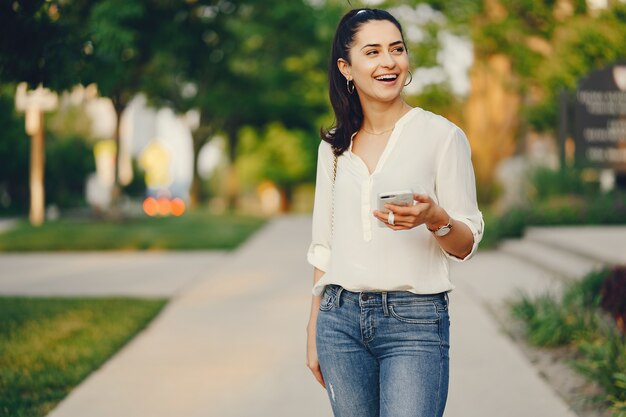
[236, 123, 317, 211]
[527, 4, 626, 132]
[0, 86, 29, 215]
[81, 0, 155, 201]
[0, 0, 92, 222]
[138, 0, 235, 207]
[144, 0, 342, 209]
[0, 0, 89, 90]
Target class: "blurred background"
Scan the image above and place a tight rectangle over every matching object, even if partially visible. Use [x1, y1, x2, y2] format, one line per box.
[1, 0, 625, 237]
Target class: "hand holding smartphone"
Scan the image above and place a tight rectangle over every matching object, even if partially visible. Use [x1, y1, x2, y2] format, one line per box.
[377, 189, 414, 212]
[377, 189, 414, 227]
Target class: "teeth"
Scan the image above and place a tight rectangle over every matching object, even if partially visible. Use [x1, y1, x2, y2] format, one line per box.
[376, 74, 398, 81]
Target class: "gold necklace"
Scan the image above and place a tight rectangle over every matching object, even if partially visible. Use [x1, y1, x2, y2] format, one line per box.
[361, 126, 394, 135]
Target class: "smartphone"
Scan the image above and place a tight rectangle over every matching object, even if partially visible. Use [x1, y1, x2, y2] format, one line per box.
[377, 189, 415, 212]
[377, 189, 414, 227]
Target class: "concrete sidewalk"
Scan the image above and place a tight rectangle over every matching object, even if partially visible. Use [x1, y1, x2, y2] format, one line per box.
[36, 217, 623, 417]
[0, 252, 227, 297]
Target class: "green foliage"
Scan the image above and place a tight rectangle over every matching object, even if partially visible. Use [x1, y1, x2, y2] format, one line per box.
[0, 89, 97, 214]
[0, 0, 88, 89]
[0, 296, 166, 417]
[511, 293, 577, 346]
[609, 373, 626, 416]
[471, 0, 554, 78]
[0, 211, 265, 251]
[0, 85, 29, 215]
[407, 83, 456, 116]
[482, 190, 626, 248]
[44, 134, 95, 209]
[530, 166, 591, 200]
[389, 0, 483, 27]
[47, 103, 93, 141]
[508, 0, 557, 36]
[523, 99, 557, 133]
[512, 267, 626, 413]
[408, 22, 441, 68]
[482, 164, 626, 248]
[121, 159, 146, 198]
[574, 332, 626, 411]
[527, 4, 626, 131]
[467, 0, 625, 133]
[83, 0, 146, 101]
[236, 123, 317, 190]
[512, 269, 606, 345]
[218, 0, 335, 134]
[137, 0, 341, 205]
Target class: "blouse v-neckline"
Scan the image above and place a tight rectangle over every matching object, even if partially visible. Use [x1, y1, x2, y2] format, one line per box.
[348, 107, 418, 176]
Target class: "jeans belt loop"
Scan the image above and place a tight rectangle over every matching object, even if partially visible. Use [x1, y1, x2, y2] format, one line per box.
[444, 291, 449, 307]
[335, 286, 344, 308]
[382, 291, 389, 317]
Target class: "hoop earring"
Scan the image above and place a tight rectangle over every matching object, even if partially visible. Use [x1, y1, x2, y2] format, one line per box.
[404, 71, 413, 87]
[346, 79, 355, 94]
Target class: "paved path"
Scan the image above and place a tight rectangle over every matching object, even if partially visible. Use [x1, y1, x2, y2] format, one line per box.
[3, 217, 622, 416]
[44, 217, 330, 417]
[0, 252, 226, 297]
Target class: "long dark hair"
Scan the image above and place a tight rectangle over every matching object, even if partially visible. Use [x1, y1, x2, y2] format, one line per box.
[321, 8, 406, 156]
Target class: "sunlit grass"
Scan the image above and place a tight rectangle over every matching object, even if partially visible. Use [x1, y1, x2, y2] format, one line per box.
[0, 210, 266, 251]
[0, 297, 166, 417]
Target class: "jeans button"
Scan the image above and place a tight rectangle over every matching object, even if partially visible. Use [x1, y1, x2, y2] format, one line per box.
[361, 294, 369, 301]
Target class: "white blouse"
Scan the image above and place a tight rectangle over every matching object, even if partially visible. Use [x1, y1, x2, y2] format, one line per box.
[307, 107, 484, 296]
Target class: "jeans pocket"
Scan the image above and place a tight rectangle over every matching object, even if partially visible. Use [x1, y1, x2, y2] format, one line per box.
[319, 289, 335, 311]
[388, 302, 439, 324]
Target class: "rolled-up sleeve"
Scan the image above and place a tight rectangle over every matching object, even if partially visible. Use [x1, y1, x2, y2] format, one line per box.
[307, 141, 334, 272]
[435, 127, 484, 262]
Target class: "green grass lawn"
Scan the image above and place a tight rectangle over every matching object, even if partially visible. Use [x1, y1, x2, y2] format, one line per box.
[0, 297, 167, 417]
[0, 211, 266, 251]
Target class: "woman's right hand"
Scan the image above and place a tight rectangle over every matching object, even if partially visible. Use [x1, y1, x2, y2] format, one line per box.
[306, 319, 325, 388]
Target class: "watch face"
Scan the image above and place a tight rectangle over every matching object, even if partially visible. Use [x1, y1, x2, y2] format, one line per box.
[435, 225, 452, 237]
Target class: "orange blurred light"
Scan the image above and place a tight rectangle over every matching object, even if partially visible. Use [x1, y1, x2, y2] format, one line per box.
[143, 197, 159, 216]
[157, 197, 172, 216]
[171, 198, 186, 216]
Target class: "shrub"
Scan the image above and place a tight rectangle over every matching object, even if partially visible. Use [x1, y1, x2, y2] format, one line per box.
[530, 166, 592, 200]
[512, 267, 626, 415]
[44, 134, 95, 209]
[484, 190, 626, 247]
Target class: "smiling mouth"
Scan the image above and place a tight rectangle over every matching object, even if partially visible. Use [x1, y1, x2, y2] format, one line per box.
[374, 74, 399, 83]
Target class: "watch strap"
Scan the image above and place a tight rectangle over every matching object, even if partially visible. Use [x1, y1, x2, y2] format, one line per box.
[427, 218, 452, 236]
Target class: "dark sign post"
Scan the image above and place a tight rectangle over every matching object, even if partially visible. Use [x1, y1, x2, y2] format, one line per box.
[574, 62, 626, 180]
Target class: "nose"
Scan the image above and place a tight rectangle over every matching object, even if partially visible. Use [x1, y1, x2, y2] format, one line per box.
[380, 50, 397, 68]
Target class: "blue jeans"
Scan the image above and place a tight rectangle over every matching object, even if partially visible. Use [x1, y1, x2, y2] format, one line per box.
[316, 284, 450, 417]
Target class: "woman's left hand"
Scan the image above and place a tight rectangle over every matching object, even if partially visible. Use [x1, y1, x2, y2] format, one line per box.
[373, 193, 448, 231]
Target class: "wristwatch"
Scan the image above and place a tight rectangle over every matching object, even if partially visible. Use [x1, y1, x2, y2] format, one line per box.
[427, 218, 452, 237]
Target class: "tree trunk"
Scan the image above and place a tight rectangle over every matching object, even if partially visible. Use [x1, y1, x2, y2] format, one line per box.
[279, 185, 293, 213]
[464, 53, 520, 203]
[111, 94, 125, 206]
[190, 124, 213, 208]
[224, 124, 239, 211]
[29, 110, 45, 226]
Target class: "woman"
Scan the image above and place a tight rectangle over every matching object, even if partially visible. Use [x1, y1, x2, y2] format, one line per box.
[306, 8, 484, 417]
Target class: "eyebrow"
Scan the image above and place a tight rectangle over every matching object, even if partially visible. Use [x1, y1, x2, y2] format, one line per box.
[360, 40, 404, 50]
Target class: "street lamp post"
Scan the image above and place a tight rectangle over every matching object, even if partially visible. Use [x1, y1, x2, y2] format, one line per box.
[15, 83, 58, 226]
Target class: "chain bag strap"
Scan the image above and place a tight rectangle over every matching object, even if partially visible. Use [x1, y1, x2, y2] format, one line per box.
[331, 152, 338, 238]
